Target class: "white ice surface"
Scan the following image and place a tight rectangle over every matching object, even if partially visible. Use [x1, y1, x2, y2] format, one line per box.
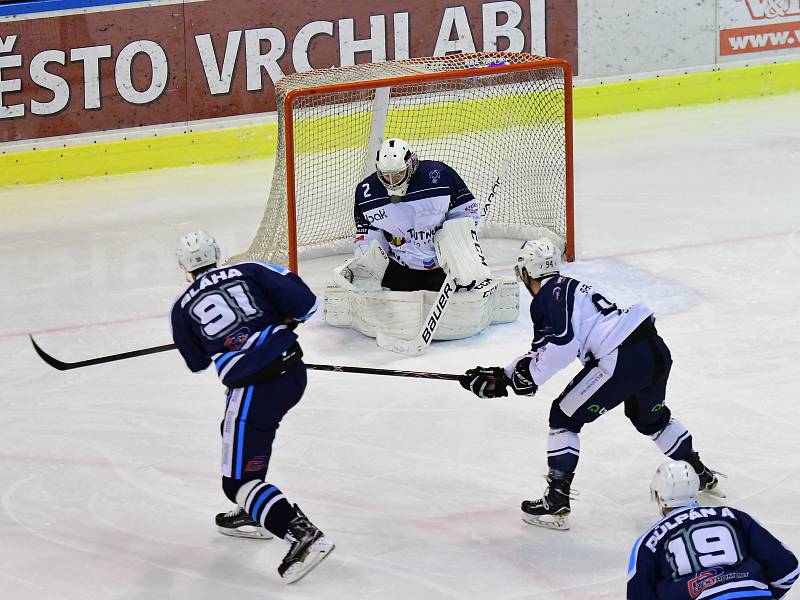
[1, 94, 799, 599]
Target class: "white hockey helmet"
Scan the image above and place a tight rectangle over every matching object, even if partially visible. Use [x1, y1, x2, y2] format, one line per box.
[376, 138, 418, 197]
[176, 230, 220, 274]
[514, 239, 561, 282]
[650, 461, 700, 511]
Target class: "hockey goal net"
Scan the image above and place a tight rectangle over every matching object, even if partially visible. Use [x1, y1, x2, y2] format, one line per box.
[233, 51, 573, 271]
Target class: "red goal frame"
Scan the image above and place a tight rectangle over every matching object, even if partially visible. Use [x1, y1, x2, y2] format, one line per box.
[281, 56, 574, 272]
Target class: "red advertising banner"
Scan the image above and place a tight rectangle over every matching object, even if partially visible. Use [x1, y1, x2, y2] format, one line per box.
[720, 20, 800, 55]
[0, 0, 578, 143]
[718, 0, 800, 56]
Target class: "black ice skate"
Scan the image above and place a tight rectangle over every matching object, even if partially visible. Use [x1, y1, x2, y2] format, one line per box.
[521, 470, 574, 531]
[215, 506, 273, 539]
[685, 451, 726, 498]
[278, 505, 335, 584]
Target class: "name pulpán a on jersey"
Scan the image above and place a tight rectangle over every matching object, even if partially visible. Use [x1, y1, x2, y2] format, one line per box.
[179, 268, 244, 308]
[645, 507, 738, 552]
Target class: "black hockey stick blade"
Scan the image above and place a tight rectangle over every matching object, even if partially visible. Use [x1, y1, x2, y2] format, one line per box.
[30, 335, 177, 371]
[30, 336, 461, 380]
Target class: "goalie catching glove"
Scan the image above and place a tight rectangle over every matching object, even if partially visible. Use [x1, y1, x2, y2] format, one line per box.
[332, 240, 389, 291]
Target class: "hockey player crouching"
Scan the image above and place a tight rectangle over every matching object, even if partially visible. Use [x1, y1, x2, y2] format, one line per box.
[628, 461, 798, 599]
[344, 137, 483, 292]
[171, 231, 334, 583]
[460, 239, 721, 530]
[326, 138, 517, 345]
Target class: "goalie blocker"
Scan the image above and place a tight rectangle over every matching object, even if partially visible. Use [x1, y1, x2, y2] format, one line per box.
[324, 218, 519, 342]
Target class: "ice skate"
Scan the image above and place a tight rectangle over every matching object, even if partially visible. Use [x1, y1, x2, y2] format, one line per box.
[521, 471, 574, 531]
[278, 505, 335, 584]
[685, 452, 727, 498]
[215, 506, 272, 539]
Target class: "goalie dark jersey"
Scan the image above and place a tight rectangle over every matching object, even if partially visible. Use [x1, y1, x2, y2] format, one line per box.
[354, 160, 478, 270]
[627, 504, 798, 599]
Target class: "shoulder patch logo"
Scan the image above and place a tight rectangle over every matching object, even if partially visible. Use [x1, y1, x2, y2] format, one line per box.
[429, 169, 441, 184]
[553, 287, 562, 302]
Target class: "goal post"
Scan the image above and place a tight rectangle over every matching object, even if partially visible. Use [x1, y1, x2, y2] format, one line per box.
[232, 51, 574, 272]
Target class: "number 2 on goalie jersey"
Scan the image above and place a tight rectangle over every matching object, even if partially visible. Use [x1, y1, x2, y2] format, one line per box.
[189, 283, 262, 338]
[666, 524, 742, 577]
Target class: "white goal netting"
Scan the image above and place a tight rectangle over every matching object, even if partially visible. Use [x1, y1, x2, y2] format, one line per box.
[232, 52, 573, 269]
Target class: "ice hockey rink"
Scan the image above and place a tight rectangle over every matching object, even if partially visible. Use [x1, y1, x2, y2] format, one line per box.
[1, 93, 799, 599]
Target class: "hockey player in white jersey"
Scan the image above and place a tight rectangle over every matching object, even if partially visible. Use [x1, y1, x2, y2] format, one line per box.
[459, 240, 721, 530]
[338, 137, 483, 292]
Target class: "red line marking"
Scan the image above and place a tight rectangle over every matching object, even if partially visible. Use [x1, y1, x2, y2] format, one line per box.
[1, 313, 166, 339]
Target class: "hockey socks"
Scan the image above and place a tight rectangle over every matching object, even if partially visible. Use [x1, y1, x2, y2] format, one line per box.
[237, 480, 298, 539]
[547, 428, 580, 473]
[650, 418, 693, 460]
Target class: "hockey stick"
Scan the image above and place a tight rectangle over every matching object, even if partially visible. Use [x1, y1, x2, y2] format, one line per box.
[29, 336, 460, 380]
[375, 161, 511, 357]
[480, 159, 511, 219]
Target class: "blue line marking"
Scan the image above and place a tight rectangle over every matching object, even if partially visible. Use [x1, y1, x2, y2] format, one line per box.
[0, 0, 149, 18]
[234, 386, 254, 479]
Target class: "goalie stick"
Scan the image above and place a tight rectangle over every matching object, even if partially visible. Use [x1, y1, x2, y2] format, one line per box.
[29, 336, 460, 380]
[376, 160, 511, 357]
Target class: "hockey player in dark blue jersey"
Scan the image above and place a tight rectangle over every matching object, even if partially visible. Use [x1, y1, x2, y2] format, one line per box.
[340, 137, 481, 292]
[170, 230, 334, 584]
[460, 239, 721, 530]
[628, 461, 798, 599]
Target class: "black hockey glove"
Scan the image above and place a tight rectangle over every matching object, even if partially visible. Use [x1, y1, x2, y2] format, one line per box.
[459, 366, 508, 398]
[282, 318, 301, 331]
[509, 357, 538, 396]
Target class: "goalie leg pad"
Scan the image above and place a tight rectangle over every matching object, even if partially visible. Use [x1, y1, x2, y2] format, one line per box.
[323, 283, 352, 327]
[434, 218, 491, 289]
[324, 279, 515, 341]
[492, 277, 520, 324]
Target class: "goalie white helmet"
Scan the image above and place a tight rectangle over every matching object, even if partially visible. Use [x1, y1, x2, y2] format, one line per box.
[176, 230, 220, 274]
[650, 461, 700, 510]
[514, 239, 561, 281]
[376, 138, 418, 197]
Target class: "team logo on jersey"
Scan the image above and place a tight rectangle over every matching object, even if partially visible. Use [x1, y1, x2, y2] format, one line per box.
[384, 231, 406, 247]
[688, 568, 748, 599]
[553, 287, 563, 302]
[429, 169, 441, 184]
[224, 327, 251, 351]
[244, 456, 268, 472]
[423, 258, 437, 269]
[367, 209, 387, 223]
